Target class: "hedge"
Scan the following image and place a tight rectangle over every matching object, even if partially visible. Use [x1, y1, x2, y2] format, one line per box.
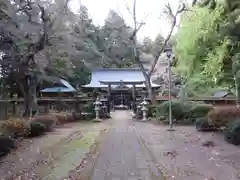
[28, 121, 46, 137]
[148, 105, 157, 117]
[0, 118, 29, 138]
[0, 112, 83, 156]
[30, 115, 59, 131]
[195, 117, 216, 132]
[0, 135, 16, 156]
[155, 100, 212, 124]
[190, 104, 213, 119]
[83, 103, 96, 120]
[207, 106, 240, 127]
[224, 120, 240, 145]
[155, 100, 187, 120]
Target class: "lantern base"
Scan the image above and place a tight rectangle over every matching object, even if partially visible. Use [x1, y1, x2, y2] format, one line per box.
[94, 118, 102, 122]
[166, 128, 175, 132]
[140, 118, 149, 122]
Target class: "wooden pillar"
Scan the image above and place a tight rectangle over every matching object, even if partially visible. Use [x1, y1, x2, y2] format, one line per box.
[12, 101, 16, 116]
[107, 84, 111, 115]
[132, 84, 136, 114]
[75, 97, 80, 112]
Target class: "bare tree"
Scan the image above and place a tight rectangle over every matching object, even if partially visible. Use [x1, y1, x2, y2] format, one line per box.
[128, 0, 186, 102]
[0, 0, 70, 117]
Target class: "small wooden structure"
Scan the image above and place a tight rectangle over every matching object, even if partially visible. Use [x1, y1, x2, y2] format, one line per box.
[156, 95, 176, 103]
[155, 90, 237, 105]
[40, 79, 76, 97]
[196, 91, 236, 105]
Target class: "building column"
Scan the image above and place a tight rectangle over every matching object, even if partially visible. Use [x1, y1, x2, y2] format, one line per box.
[107, 84, 111, 116]
[132, 84, 136, 114]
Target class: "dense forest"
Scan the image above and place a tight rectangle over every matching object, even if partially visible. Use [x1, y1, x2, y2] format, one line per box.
[1, 0, 240, 114]
[174, 0, 240, 97]
[0, 0, 170, 115]
[0, 0, 165, 92]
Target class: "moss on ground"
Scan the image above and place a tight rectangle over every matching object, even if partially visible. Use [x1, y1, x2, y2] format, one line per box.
[41, 131, 101, 180]
[68, 132, 98, 149]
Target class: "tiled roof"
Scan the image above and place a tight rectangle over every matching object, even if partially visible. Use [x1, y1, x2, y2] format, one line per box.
[40, 79, 76, 93]
[213, 91, 231, 98]
[82, 68, 160, 88]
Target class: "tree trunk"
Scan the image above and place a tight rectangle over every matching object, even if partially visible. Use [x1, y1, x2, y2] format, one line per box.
[22, 85, 38, 117]
[143, 73, 156, 104]
[234, 75, 240, 107]
[21, 75, 38, 117]
[132, 37, 156, 104]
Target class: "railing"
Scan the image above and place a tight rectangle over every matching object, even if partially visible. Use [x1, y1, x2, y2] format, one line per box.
[155, 96, 237, 104]
[0, 97, 96, 120]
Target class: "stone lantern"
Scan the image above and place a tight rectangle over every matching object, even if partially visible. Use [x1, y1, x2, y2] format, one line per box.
[102, 104, 108, 119]
[94, 97, 102, 122]
[133, 104, 142, 119]
[140, 97, 149, 121]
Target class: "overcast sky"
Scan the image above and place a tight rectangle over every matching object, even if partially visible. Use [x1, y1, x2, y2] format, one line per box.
[69, 0, 190, 41]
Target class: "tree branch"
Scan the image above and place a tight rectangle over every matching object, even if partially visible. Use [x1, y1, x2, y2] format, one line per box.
[192, 0, 198, 6]
[124, 0, 133, 17]
[130, 22, 145, 40]
[148, 20, 175, 76]
[148, 3, 186, 76]
[128, 1, 186, 77]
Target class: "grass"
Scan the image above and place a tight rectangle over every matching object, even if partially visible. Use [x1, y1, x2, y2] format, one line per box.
[41, 130, 101, 180]
[68, 132, 98, 149]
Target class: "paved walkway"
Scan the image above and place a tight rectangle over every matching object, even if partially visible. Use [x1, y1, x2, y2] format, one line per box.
[88, 110, 164, 180]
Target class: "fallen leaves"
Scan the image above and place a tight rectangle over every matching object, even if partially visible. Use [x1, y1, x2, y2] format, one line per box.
[205, 177, 216, 180]
[202, 140, 215, 148]
[163, 150, 179, 158]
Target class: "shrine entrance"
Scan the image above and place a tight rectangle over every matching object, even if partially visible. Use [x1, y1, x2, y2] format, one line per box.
[99, 80, 145, 114]
[111, 89, 131, 110]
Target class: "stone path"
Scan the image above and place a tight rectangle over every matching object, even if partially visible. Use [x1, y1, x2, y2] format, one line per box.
[83, 110, 164, 180]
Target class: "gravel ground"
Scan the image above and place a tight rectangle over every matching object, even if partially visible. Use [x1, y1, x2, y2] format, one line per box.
[0, 122, 105, 180]
[2, 111, 240, 180]
[76, 111, 165, 180]
[135, 122, 240, 180]
[77, 111, 240, 180]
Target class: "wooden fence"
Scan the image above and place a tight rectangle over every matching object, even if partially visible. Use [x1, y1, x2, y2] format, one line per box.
[0, 97, 95, 120]
[156, 96, 237, 105]
[0, 96, 237, 120]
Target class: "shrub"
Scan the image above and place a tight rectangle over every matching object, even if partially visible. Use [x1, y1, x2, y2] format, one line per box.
[155, 100, 193, 120]
[83, 103, 96, 120]
[72, 112, 82, 120]
[207, 106, 240, 127]
[0, 135, 16, 156]
[224, 120, 240, 145]
[148, 105, 157, 117]
[155, 100, 183, 120]
[0, 118, 29, 138]
[30, 115, 59, 131]
[28, 121, 46, 137]
[50, 113, 75, 124]
[195, 118, 216, 132]
[190, 104, 213, 118]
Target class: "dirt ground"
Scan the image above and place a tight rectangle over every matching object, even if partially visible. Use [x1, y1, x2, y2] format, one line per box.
[73, 111, 240, 180]
[135, 121, 240, 180]
[0, 122, 106, 180]
[1, 112, 240, 180]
